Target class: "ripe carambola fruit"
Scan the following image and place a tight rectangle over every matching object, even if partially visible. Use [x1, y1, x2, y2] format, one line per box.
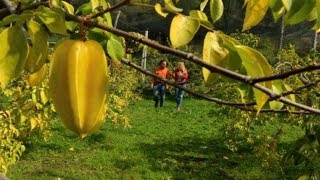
[49, 39, 109, 138]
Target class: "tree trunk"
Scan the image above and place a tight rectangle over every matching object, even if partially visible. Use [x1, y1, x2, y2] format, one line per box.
[313, 30, 318, 50]
[278, 15, 285, 51]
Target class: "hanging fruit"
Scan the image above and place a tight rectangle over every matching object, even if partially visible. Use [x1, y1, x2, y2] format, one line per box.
[49, 39, 109, 138]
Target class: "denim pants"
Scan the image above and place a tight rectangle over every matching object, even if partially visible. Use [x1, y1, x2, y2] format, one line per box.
[153, 83, 166, 107]
[175, 83, 187, 108]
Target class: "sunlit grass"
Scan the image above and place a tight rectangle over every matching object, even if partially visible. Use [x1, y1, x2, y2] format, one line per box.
[7, 96, 305, 179]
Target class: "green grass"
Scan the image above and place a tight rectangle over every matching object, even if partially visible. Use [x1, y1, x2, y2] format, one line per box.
[7, 96, 304, 179]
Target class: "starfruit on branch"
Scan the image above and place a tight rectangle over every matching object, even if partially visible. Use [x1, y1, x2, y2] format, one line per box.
[49, 39, 109, 138]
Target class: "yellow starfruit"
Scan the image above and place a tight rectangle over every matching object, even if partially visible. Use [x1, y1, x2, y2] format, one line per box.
[49, 39, 109, 138]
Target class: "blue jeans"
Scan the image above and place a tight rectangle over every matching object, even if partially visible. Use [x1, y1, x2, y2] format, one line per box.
[153, 83, 166, 107]
[175, 83, 187, 108]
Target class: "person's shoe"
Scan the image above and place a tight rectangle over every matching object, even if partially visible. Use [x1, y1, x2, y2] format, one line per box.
[176, 107, 181, 111]
[154, 101, 158, 107]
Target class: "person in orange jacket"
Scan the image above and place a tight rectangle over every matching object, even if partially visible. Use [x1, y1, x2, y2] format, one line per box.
[150, 59, 171, 108]
[172, 61, 188, 111]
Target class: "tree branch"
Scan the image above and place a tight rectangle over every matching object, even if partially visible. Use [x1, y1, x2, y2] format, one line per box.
[69, 17, 320, 114]
[236, 106, 311, 115]
[121, 58, 314, 115]
[90, 0, 130, 19]
[0, 1, 48, 17]
[251, 62, 320, 83]
[121, 58, 250, 106]
[1, 3, 320, 114]
[0, 0, 16, 14]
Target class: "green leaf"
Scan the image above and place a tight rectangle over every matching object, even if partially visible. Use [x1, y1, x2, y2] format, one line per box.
[236, 84, 251, 103]
[202, 32, 229, 85]
[90, 0, 100, 11]
[51, 0, 62, 7]
[0, 10, 33, 27]
[285, 0, 316, 25]
[36, 6, 67, 34]
[62, 1, 74, 14]
[242, 0, 269, 31]
[282, 0, 292, 11]
[87, 28, 107, 47]
[0, 26, 28, 89]
[216, 32, 242, 72]
[269, 0, 285, 21]
[75, 2, 92, 15]
[311, 0, 320, 31]
[235, 45, 273, 114]
[269, 0, 283, 12]
[283, 83, 296, 110]
[25, 20, 49, 73]
[170, 15, 200, 48]
[61, 1, 76, 31]
[210, 0, 224, 23]
[107, 35, 125, 63]
[95, 16, 112, 38]
[164, 0, 183, 13]
[200, 0, 209, 12]
[189, 10, 214, 29]
[66, 22, 78, 32]
[269, 80, 284, 110]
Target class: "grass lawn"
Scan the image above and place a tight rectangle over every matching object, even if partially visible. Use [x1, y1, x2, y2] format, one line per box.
[7, 95, 304, 179]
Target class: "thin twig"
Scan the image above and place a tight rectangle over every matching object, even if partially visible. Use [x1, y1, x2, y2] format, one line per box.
[251, 63, 320, 83]
[282, 79, 320, 96]
[236, 106, 311, 115]
[129, 2, 154, 8]
[90, 0, 130, 19]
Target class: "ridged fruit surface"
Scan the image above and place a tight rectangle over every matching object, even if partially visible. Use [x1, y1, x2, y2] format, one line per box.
[49, 39, 109, 138]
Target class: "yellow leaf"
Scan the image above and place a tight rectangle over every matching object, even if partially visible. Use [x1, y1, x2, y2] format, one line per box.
[202, 32, 229, 85]
[242, 0, 269, 31]
[283, 83, 296, 111]
[155, 3, 168, 18]
[40, 88, 48, 105]
[236, 45, 272, 114]
[0, 26, 28, 89]
[170, 15, 200, 48]
[36, 6, 67, 34]
[30, 118, 37, 131]
[269, 80, 284, 110]
[28, 64, 48, 86]
[24, 20, 49, 73]
[189, 10, 214, 29]
[62, 1, 74, 14]
[164, 0, 183, 13]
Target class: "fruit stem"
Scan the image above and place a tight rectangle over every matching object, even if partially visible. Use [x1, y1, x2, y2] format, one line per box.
[80, 17, 86, 41]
